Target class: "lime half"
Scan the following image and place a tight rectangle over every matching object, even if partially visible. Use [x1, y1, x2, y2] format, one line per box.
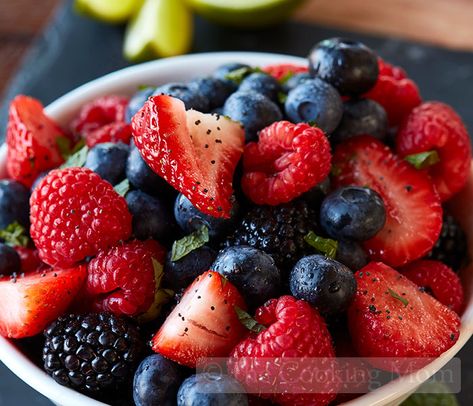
[74, 0, 141, 24]
[185, 0, 305, 27]
[124, 0, 192, 62]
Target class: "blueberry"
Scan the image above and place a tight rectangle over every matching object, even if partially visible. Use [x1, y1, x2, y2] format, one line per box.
[174, 193, 237, 242]
[285, 78, 343, 134]
[301, 177, 331, 209]
[289, 254, 356, 314]
[31, 170, 50, 192]
[213, 63, 251, 91]
[177, 373, 248, 406]
[126, 87, 155, 123]
[164, 246, 217, 291]
[126, 190, 176, 244]
[154, 83, 209, 112]
[336, 240, 368, 271]
[239, 72, 281, 101]
[84, 142, 129, 185]
[332, 99, 387, 144]
[0, 243, 21, 276]
[189, 77, 233, 110]
[0, 180, 30, 229]
[223, 91, 282, 141]
[133, 354, 182, 406]
[308, 37, 379, 95]
[126, 143, 175, 198]
[320, 186, 386, 241]
[282, 72, 311, 92]
[212, 246, 281, 308]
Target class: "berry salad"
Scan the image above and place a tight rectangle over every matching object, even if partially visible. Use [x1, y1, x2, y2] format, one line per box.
[0, 38, 471, 405]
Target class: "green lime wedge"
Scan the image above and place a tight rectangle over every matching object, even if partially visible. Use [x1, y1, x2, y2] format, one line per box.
[185, 0, 305, 27]
[124, 0, 192, 62]
[74, 0, 141, 24]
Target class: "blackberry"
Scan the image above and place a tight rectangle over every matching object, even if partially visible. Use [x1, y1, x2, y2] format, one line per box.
[43, 313, 143, 395]
[427, 215, 468, 271]
[225, 201, 317, 272]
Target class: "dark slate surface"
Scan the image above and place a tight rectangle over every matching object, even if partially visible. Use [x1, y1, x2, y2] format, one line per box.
[1, 0, 472, 405]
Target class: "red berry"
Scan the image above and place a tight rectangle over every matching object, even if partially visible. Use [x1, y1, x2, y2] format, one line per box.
[365, 58, 421, 126]
[85, 240, 166, 317]
[396, 102, 471, 201]
[152, 271, 247, 368]
[228, 296, 338, 406]
[30, 167, 132, 267]
[348, 262, 460, 373]
[262, 63, 308, 80]
[85, 122, 132, 148]
[15, 246, 44, 273]
[6, 95, 72, 187]
[399, 259, 464, 314]
[332, 135, 442, 267]
[242, 121, 331, 205]
[0, 265, 86, 338]
[71, 95, 128, 136]
[132, 95, 245, 218]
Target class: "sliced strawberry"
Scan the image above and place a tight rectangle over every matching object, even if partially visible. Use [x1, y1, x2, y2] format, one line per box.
[332, 135, 442, 267]
[242, 121, 331, 205]
[348, 262, 460, 374]
[6, 95, 72, 187]
[399, 259, 464, 315]
[262, 63, 308, 80]
[152, 271, 247, 368]
[132, 96, 245, 218]
[0, 265, 86, 338]
[396, 102, 471, 201]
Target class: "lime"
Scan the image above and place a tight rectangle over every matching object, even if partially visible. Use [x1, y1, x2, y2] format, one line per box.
[124, 0, 192, 62]
[74, 0, 141, 24]
[185, 0, 305, 27]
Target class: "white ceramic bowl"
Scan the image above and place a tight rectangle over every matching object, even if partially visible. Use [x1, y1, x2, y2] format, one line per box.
[0, 52, 472, 406]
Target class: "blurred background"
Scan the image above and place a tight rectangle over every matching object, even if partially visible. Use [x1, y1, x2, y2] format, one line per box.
[1, 0, 473, 404]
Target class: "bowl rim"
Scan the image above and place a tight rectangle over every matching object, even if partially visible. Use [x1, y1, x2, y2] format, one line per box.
[0, 51, 472, 406]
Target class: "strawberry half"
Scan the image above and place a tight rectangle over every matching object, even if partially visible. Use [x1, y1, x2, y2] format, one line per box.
[132, 96, 245, 218]
[332, 135, 442, 267]
[6, 95, 72, 187]
[152, 271, 247, 368]
[262, 63, 309, 80]
[348, 262, 460, 374]
[0, 265, 86, 338]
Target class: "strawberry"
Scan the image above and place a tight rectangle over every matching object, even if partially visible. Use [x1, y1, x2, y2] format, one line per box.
[332, 135, 442, 267]
[15, 246, 44, 273]
[6, 95, 73, 187]
[85, 122, 132, 148]
[132, 95, 245, 218]
[396, 102, 471, 201]
[262, 63, 309, 80]
[152, 271, 247, 368]
[0, 265, 86, 338]
[399, 259, 464, 315]
[348, 262, 460, 373]
[242, 121, 331, 205]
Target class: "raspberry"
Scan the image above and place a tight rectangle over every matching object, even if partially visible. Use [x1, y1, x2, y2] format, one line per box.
[228, 296, 337, 406]
[364, 58, 421, 126]
[399, 259, 464, 314]
[224, 200, 318, 272]
[30, 167, 132, 267]
[85, 240, 166, 317]
[85, 122, 132, 148]
[241, 121, 331, 205]
[262, 63, 309, 80]
[396, 102, 471, 201]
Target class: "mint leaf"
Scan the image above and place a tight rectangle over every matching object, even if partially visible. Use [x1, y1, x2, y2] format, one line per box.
[277, 92, 288, 104]
[0, 222, 29, 247]
[61, 145, 89, 169]
[235, 306, 265, 333]
[114, 179, 130, 197]
[138, 84, 153, 91]
[56, 136, 73, 160]
[171, 226, 209, 262]
[225, 67, 262, 84]
[388, 288, 409, 307]
[278, 71, 295, 84]
[405, 150, 440, 170]
[304, 231, 338, 259]
[401, 382, 458, 406]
